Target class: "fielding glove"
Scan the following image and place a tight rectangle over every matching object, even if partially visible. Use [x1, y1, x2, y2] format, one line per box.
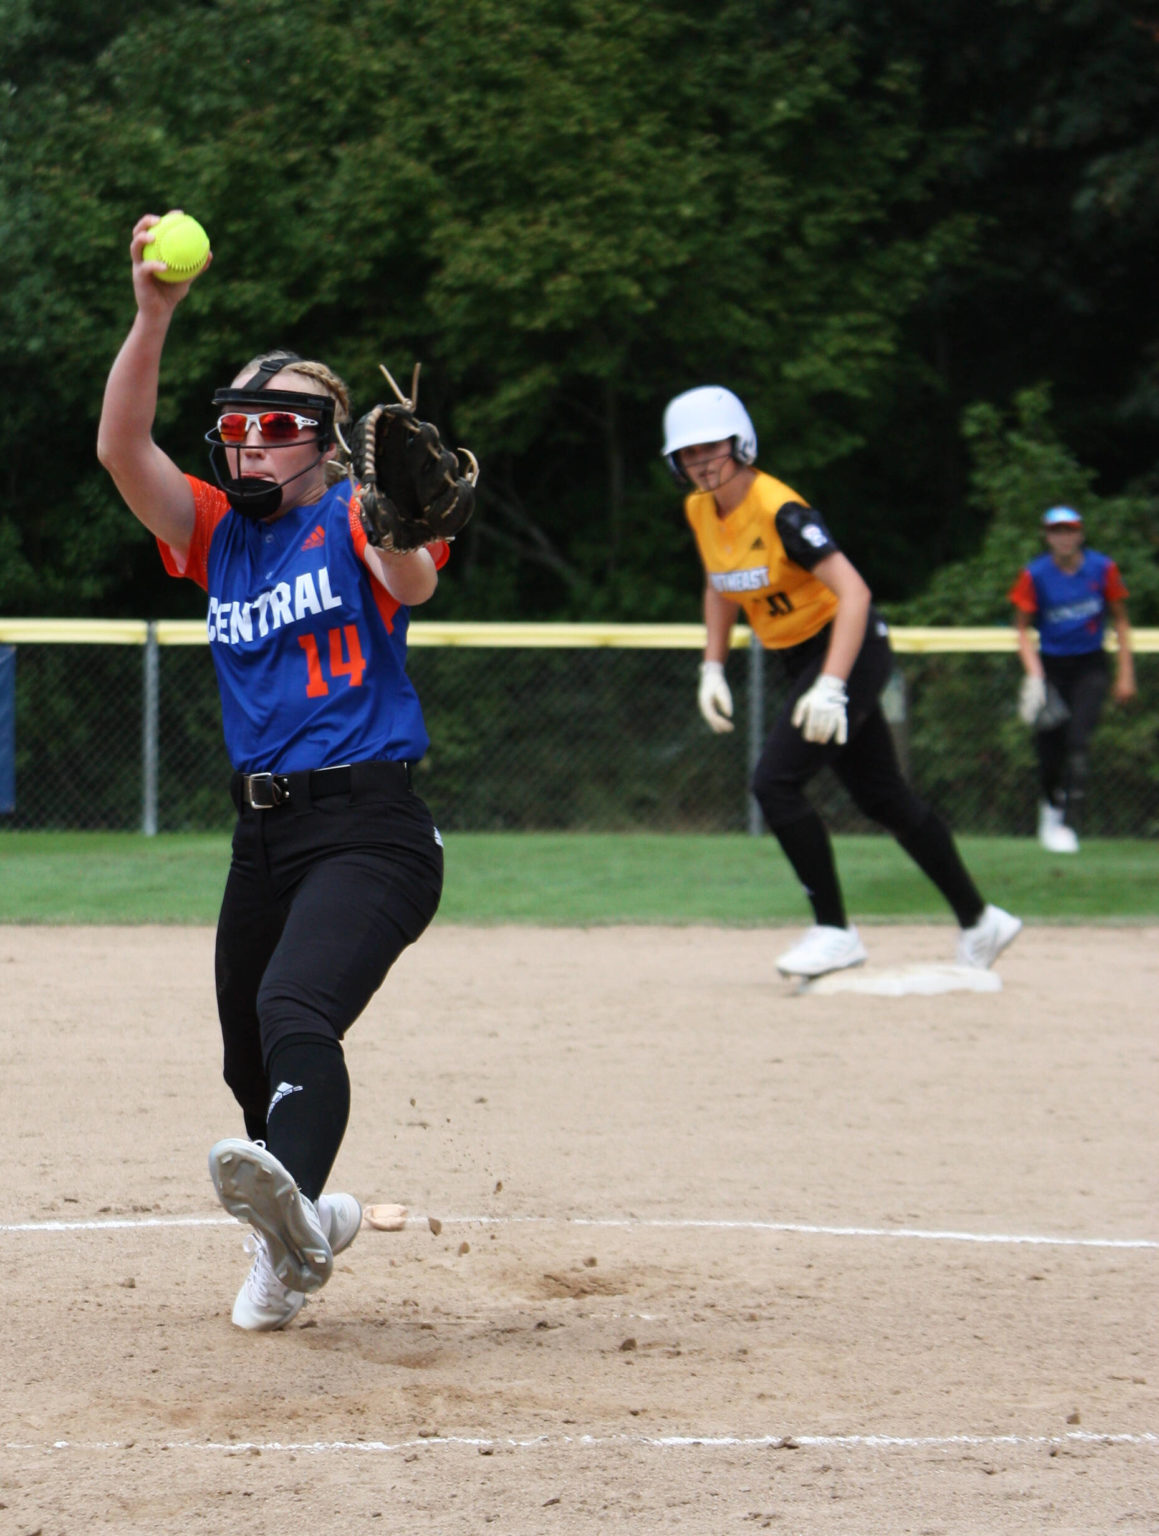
[349, 363, 479, 553]
[697, 660, 734, 734]
[1017, 675, 1047, 726]
[792, 673, 849, 745]
[1036, 682, 1071, 732]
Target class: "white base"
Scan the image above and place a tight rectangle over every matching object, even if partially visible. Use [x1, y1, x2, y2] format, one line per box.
[797, 963, 1003, 997]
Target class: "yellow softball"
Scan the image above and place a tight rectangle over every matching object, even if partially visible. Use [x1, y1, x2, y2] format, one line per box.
[148, 211, 210, 284]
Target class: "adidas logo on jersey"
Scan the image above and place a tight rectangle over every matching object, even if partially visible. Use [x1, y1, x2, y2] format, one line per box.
[300, 525, 326, 551]
[749, 536, 766, 551]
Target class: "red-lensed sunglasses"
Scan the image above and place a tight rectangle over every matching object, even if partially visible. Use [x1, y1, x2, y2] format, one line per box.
[216, 410, 320, 445]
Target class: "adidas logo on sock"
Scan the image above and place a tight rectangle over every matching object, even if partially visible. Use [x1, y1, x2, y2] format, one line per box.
[268, 1080, 304, 1114]
[300, 525, 326, 550]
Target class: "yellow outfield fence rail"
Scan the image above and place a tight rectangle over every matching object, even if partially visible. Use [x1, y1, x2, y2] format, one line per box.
[0, 621, 1155, 837]
[0, 619, 1154, 650]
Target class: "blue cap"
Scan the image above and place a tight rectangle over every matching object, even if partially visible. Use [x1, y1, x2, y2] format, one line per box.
[1042, 506, 1082, 528]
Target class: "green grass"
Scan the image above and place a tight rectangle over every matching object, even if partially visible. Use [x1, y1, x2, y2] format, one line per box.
[1, 830, 1156, 924]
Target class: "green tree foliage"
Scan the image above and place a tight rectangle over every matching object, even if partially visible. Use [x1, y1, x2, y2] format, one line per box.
[804, 0, 1159, 584]
[0, 0, 980, 619]
[893, 385, 1159, 627]
[0, 0, 1155, 621]
[889, 385, 1159, 839]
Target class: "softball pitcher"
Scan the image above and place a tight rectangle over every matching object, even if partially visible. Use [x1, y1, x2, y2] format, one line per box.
[98, 213, 461, 1330]
[663, 385, 1021, 979]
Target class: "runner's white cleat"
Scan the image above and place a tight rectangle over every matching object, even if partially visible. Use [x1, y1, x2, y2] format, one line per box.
[209, 1138, 333, 1294]
[776, 924, 867, 978]
[957, 904, 1022, 969]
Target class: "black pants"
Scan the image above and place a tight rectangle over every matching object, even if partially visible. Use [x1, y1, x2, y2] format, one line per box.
[215, 762, 444, 1141]
[752, 618, 926, 835]
[751, 616, 983, 929]
[1039, 651, 1109, 825]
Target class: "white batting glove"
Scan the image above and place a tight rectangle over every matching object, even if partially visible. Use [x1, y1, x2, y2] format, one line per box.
[697, 661, 734, 734]
[1018, 674, 1047, 725]
[791, 673, 849, 745]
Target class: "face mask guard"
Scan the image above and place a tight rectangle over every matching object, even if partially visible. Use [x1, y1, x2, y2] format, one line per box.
[204, 353, 338, 521]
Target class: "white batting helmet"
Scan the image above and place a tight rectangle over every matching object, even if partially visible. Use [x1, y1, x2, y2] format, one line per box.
[662, 385, 758, 483]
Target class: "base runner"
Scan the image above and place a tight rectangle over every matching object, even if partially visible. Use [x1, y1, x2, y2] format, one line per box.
[662, 385, 1021, 979]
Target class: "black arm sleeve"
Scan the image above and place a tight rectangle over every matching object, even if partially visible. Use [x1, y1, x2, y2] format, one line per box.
[775, 502, 841, 570]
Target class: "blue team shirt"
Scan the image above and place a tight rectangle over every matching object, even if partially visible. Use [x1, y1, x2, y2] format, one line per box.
[160, 477, 442, 773]
[1008, 550, 1128, 657]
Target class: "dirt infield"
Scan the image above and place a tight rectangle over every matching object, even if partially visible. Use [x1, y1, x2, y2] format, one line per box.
[1, 922, 1156, 1534]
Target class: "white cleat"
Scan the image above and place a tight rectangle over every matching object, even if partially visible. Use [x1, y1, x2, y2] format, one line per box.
[317, 1192, 363, 1257]
[957, 904, 1022, 969]
[232, 1235, 306, 1332]
[229, 1194, 363, 1333]
[209, 1139, 333, 1294]
[776, 924, 867, 978]
[1038, 803, 1079, 854]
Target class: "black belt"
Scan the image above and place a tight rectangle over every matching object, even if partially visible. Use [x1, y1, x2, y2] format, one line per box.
[232, 759, 411, 811]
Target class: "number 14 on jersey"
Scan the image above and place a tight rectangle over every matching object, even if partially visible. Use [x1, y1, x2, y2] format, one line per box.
[298, 624, 366, 697]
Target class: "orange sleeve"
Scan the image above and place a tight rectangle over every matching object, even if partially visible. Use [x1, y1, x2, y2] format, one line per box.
[1007, 568, 1037, 613]
[1104, 560, 1129, 603]
[345, 494, 451, 571]
[347, 496, 452, 634]
[156, 477, 231, 591]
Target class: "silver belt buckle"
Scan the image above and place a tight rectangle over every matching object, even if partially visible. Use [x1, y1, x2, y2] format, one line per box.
[245, 772, 286, 810]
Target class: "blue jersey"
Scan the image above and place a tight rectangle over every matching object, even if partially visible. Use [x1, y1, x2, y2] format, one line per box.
[159, 477, 446, 773]
[1008, 550, 1128, 657]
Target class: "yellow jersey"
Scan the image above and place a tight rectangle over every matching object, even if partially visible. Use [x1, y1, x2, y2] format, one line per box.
[685, 471, 840, 650]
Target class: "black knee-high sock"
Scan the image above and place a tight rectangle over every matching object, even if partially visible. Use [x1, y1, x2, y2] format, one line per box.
[243, 1102, 268, 1143]
[263, 1034, 351, 1203]
[895, 808, 984, 929]
[771, 810, 846, 928]
[1063, 749, 1089, 832]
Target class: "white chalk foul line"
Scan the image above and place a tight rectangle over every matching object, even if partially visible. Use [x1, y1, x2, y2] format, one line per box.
[2, 1213, 1154, 1249]
[4, 1430, 1157, 1455]
[3, 1215, 231, 1233]
[502, 1217, 1159, 1250]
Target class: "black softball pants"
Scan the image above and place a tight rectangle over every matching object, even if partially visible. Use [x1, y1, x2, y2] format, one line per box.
[1039, 651, 1109, 826]
[214, 763, 443, 1196]
[751, 620, 983, 929]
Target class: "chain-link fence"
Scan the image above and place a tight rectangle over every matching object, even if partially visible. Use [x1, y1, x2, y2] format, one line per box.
[0, 621, 1155, 836]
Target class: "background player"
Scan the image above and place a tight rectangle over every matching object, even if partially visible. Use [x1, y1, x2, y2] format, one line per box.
[663, 385, 1021, 979]
[1009, 505, 1135, 853]
[98, 212, 446, 1330]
